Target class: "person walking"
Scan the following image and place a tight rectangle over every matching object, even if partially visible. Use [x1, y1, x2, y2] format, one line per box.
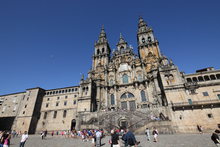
[19, 131, 28, 147]
[152, 127, 159, 142]
[211, 130, 220, 147]
[2, 132, 10, 147]
[145, 128, 150, 141]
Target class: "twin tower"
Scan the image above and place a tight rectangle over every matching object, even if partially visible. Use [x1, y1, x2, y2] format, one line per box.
[92, 17, 161, 73]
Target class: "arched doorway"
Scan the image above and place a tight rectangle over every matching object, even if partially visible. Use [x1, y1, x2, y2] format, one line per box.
[71, 119, 76, 130]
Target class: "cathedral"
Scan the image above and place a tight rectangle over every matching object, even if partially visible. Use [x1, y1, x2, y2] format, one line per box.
[0, 17, 220, 134]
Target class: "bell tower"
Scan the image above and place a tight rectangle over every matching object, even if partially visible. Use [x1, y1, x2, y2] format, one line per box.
[137, 17, 161, 72]
[92, 26, 111, 70]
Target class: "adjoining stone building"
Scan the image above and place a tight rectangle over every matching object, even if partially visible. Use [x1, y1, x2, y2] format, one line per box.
[0, 17, 220, 134]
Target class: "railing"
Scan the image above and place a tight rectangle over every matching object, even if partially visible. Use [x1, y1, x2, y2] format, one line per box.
[172, 99, 220, 106]
[172, 99, 220, 111]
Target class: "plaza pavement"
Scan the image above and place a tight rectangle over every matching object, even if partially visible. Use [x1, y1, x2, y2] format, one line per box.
[10, 133, 215, 147]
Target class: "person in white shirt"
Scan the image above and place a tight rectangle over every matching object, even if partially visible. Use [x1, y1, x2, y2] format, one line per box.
[95, 130, 102, 147]
[19, 131, 28, 147]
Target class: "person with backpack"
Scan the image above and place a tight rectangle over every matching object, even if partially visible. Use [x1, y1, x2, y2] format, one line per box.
[211, 129, 220, 147]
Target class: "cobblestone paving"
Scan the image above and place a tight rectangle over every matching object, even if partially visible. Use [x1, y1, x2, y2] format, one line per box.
[10, 133, 215, 147]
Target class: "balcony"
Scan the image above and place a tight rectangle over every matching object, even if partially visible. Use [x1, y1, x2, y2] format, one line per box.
[172, 99, 220, 111]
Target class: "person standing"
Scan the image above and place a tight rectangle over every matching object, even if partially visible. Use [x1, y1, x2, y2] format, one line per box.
[2, 132, 11, 147]
[123, 129, 140, 147]
[19, 131, 28, 147]
[95, 130, 102, 147]
[211, 130, 220, 147]
[111, 130, 120, 147]
[145, 128, 150, 141]
[152, 127, 159, 142]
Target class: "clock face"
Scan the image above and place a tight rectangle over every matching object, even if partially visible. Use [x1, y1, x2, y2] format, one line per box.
[142, 38, 145, 43]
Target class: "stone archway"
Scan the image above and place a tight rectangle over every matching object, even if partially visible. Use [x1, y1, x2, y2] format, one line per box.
[71, 119, 76, 131]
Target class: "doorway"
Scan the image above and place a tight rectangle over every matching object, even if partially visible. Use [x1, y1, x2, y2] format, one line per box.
[71, 119, 76, 131]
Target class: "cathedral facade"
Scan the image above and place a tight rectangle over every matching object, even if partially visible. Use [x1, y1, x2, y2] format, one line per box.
[1, 17, 220, 134]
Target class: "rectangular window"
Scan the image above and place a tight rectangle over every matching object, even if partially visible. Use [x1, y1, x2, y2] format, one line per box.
[56, 102, 59, 106]
[63, 110, 67, 118]
[217, 94, 220, 100]
[46, 103, 49, 108]
[73, 100, 76, 105]
[188, 99, 193, 105]
[203, 92, 209, 96]
[207, 113, 213, 118]
[121, 101, 127, 110]
[57, 97, 60, 100]
[64, 101, 67, 106]
[53, 111, 57, 118]
[44, 112, 47, 119]
[47, 98, 50, 101]
[65, 96, 68, 99]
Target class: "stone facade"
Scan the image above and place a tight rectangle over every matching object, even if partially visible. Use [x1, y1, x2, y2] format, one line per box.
[0, 17, 220, 134]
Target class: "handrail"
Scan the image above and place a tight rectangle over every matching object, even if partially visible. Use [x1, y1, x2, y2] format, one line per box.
[172, 99, 220, 106]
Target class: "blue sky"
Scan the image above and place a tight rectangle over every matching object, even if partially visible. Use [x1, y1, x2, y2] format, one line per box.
[0, 0, 220, 95]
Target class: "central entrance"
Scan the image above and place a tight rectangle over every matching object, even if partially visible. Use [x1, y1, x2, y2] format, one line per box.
[71, 119, 76, 131]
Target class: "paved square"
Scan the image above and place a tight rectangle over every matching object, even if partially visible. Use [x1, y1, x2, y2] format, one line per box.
[9, 133, 215, 147]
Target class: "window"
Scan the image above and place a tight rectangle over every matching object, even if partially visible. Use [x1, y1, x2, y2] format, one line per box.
[73, 100, 76, 105]
[47, 98, 50, 101]
[65, 96, 68, 99]
[23, 111, 25, 114]
[207, 113, 213, 118]
[210, 75, 216, 80]
[44, 112, 47, 119]
[56, 102, 59, 106]
[74, 95, 77, 98]
[188, 99, 192, 105]
[137, 74, 143, 82]
[64, 101, 67, 106]
[110, 94, 115, 105]
[203, 92, 209, 96]
[97, 49, 100, 55]
[122, 74, 128, 84]
[27, 97, 29, 101]
[57, 97, 60, 100]
[186, 78, 192, 82]
[109, 79, 114, 86]
[75, 88, 78, 91]
[198, 76, 204, 81]
[217, 94, 220, 100]
[121, 92, 134, 99]
[46, 103, 49, 108]
[204, 76, 210, 81]
[63, 110, 67, 118]
[216, 74, 220, 79]
[102, 48, 105, 53]
[141, 90, 147, 102]
[24, 105, 27, 108]
[53, 111, 57, 118]
[192, 77, 198, 82]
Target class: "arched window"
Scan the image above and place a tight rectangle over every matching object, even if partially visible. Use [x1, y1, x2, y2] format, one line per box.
[192, 77, 198, 82]
[141, 90, 147, 102]
[186, 78, 192, 82]
[110, 94, 115, 105]
[210, 75, 216, 80]
[97, 49, 100, 55]
[102, 48, 105, 53]
[198, 76, 204, 81]
[120, 46, 124, 50]
[204, 75, 210, 81]
[137, 74, 143, 82]
[216, 74, 220, 79]
[122, 74, 128, 84]
[109, 79, 114, 86]
[121, 92, 134, 99]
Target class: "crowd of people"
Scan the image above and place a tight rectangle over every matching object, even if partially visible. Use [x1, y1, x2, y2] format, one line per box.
[0, 124, 220, 147]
